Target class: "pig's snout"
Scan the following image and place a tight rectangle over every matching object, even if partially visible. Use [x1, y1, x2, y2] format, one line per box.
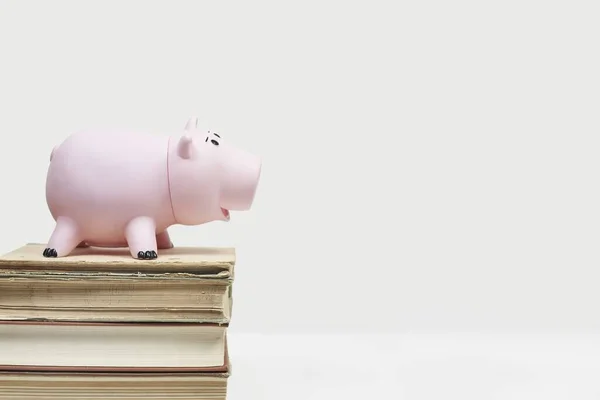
[220, 147, 261, 211]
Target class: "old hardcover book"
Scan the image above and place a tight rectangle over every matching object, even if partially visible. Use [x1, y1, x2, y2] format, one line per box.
[0, 368, 230, 399]
[0, 243, 235, 324]
[0, 321, 228, 372]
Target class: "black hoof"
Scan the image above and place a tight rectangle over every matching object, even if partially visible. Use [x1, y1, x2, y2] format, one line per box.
[43, 248, 57, 258]
[137, 250, 157, 260]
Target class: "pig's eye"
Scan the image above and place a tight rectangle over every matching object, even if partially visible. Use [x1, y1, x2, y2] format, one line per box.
[211, 139, 219, 146]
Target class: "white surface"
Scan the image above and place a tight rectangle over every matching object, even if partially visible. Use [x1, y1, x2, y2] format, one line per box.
[1, 1, 600, 334]
[227, 333, 600, 399]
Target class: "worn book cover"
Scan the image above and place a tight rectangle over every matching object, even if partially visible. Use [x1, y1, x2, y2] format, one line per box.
[0, 243, 235, 323]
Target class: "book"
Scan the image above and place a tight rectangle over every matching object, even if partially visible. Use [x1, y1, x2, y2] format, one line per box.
[0, 243, 234, 323]
[0, 370, 230, 399]
[0, 321, 228, 372]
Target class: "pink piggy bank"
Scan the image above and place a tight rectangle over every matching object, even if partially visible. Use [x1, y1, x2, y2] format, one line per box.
[43, 117, 261, 259]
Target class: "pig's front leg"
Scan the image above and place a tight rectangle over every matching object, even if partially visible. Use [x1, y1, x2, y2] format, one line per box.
[125, 216, 158, 259]
[156, 230, 174, 249]
[43, 217, 82, 258]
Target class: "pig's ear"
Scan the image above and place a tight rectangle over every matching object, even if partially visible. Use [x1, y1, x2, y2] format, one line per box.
[177, 135, 195, 159]
[184, 117, 198, 131]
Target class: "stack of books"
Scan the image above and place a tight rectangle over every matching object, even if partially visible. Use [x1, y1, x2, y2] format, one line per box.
[0, 242, 236, 399]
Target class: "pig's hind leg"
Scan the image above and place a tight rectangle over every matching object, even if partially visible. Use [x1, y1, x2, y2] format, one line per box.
[156, 230, 174, 249]
[125, 216, 158, 260]
[43, 217, 82, 258]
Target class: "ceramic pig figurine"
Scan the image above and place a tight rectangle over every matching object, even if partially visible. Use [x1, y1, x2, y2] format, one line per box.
[43, 117, 261, 259]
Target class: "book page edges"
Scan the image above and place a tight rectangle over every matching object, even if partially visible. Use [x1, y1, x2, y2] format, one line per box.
[0, 322, 229, 373]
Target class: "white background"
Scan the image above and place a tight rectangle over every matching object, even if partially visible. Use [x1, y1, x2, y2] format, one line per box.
[1, 0, 600, 334]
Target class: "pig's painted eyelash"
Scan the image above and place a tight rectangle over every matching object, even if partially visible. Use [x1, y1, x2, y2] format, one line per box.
[205, 136, 220, 146]
[206, 131, 220, 146]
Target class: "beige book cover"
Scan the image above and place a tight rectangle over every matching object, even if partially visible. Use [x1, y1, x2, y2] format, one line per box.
[0, 243, 235, 276]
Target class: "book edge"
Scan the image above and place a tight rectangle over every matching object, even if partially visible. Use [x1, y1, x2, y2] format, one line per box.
[0, 322, 230, 373]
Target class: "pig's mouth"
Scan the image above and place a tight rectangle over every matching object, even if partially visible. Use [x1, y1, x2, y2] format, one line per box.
[221, 208, 230, 221]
